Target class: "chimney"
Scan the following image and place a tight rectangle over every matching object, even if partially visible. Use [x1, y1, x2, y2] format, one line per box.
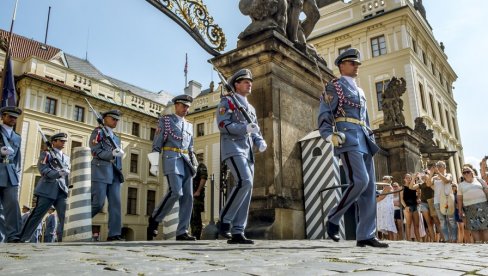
[184, 80, 202, 98]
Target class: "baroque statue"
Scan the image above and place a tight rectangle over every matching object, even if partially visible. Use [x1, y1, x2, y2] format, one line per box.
[380, 77, 407, 128]
[238, 0, 322, 59]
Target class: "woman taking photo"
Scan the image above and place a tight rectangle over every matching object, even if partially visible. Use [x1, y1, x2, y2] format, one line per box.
[457, 167, 488, 243]
[400, 173, 420, 241]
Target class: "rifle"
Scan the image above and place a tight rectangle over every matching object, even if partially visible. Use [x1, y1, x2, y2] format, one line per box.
[36, 123, 66, 170]
[210, 62, 253, 124]
[85, 98, 125, 183]
[84, 98, 121, 152]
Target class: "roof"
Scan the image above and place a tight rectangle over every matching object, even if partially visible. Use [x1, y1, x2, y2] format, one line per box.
[105, 76, 173, 105]
[2, 29, 175, 106]
[65, 53, 106, 81]
[298, 130, 321, 142]
[0, 29, 61, 61]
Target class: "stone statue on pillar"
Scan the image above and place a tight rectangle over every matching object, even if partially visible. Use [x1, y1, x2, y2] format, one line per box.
[380, 77, 406, 128]
[238, 0, 322, 61]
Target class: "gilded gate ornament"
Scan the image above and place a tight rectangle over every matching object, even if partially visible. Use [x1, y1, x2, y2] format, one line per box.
[146, 0, 226, 56]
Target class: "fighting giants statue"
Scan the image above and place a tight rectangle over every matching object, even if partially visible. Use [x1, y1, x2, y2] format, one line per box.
[380, 77, 407, 128]
[239, 0, 320, 58]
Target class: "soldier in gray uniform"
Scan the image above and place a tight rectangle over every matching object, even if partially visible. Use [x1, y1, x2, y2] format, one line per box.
[90, 110, 125, 241]
[216, 69, 267, 244]
[147, 95, 197, 241]
[44, 207, 57, 242]
[20, 132, 70, 242]
[0, 106, 23, 243]
[317, 48, 388, 248]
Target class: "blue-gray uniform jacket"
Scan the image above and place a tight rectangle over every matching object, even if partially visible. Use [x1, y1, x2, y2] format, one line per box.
[216, 96, 265, 162]
[89, 127, 124, 184]
[44, 213, 56, 238]
[0, 126, 21, 187]
[35, 150, 70, 199]
[152, 114, 196, 176]
[317, 77, 379, 155]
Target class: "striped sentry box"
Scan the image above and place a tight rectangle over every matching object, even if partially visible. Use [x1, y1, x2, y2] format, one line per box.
[63, 147, 92, 242]
[162, 202, 179, 240]
[299, 131, 345, 240]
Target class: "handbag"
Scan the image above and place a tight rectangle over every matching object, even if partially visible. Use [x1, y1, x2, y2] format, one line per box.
[439, 184, 455, 216]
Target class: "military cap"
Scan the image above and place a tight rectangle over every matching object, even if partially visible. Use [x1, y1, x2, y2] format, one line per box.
[22, 205, 31, 210]
[172, 94, 193, 107]
[335, 48, 362, 66]
[102, 110, 121, 120]
[228, 69, 253, 88]
[0, 106, 22, 118]
[51, 132, 68, 142]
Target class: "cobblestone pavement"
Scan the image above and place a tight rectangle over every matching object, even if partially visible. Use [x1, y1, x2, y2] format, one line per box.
[1, 240, 487, 275]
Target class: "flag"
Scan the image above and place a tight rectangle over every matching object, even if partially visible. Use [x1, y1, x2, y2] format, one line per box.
[184, 53, 188, 76]
[1, 56, 17, 107]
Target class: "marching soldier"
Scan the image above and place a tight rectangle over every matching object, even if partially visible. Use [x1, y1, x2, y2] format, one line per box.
[147, 95, 197, 241]
[44, 207, 57, 242]
[216, 69, 267, 244]
[20, 132, 70, 242]
[317, 48, 388, 248]
[0, 106, 23, 243]
[191, 163, 208, 239]
[90, 110, 125, 241]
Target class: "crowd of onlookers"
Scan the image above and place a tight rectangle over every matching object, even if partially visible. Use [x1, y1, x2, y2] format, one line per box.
[376, 158, 488, 243]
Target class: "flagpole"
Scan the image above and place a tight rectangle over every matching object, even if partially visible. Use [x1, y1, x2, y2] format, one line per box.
[184, 53, 188, 89]
[1, 0, 20, 102]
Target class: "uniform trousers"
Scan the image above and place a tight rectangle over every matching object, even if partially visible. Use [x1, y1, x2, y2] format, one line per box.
[220, 156, 254, 235]
[327, 150, 377, 241]
[21, 194, 67, 242]
[152, 164, 193, 236]
[91, 179, 121, 237]
[0, 186, 21, 241]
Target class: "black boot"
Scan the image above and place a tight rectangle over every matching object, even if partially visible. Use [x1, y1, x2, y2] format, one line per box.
[227, 233, 254, 244]
[218, 222, 232, 239]
[147, 216, 159, 241]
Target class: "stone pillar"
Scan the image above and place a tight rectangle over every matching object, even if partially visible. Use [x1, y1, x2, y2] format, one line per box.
[374, 126, 423, 183]
[210, 30, 334, 239]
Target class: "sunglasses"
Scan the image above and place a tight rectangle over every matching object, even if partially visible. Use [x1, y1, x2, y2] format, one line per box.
[462, 171, 472, 175]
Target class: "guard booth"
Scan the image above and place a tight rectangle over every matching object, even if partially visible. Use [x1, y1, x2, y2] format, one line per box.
[299, 130, 356, 240]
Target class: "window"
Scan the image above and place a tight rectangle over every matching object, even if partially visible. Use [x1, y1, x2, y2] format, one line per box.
[127, 187, 137, 215]
[197, 123, 205, 137]
[412, 38, 417, 53]
[150, 128, 156, 140]
[45, 97, 57, 115]
[445, 110, 452, 133]
[429, 94, 437, 119]
[439, 74, 443, 85]
[431, 63, 436, 76]
[418, 83, 426, 111]
[130, 153, 138, 174]
[146, 190, 156, 216]
[73, 105, 85, 122]
[438, 102, 444, 127]
[375, 80, 389, 111]
[371, 35, 387, 57]
[132, 122, 140, 137]
[71, 140, 82, 157]
[422, 52, 427, 65]
[338, 45, 351, 55]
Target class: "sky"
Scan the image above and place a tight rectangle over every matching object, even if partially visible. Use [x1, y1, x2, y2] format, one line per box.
[0, 0, 486, 169]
